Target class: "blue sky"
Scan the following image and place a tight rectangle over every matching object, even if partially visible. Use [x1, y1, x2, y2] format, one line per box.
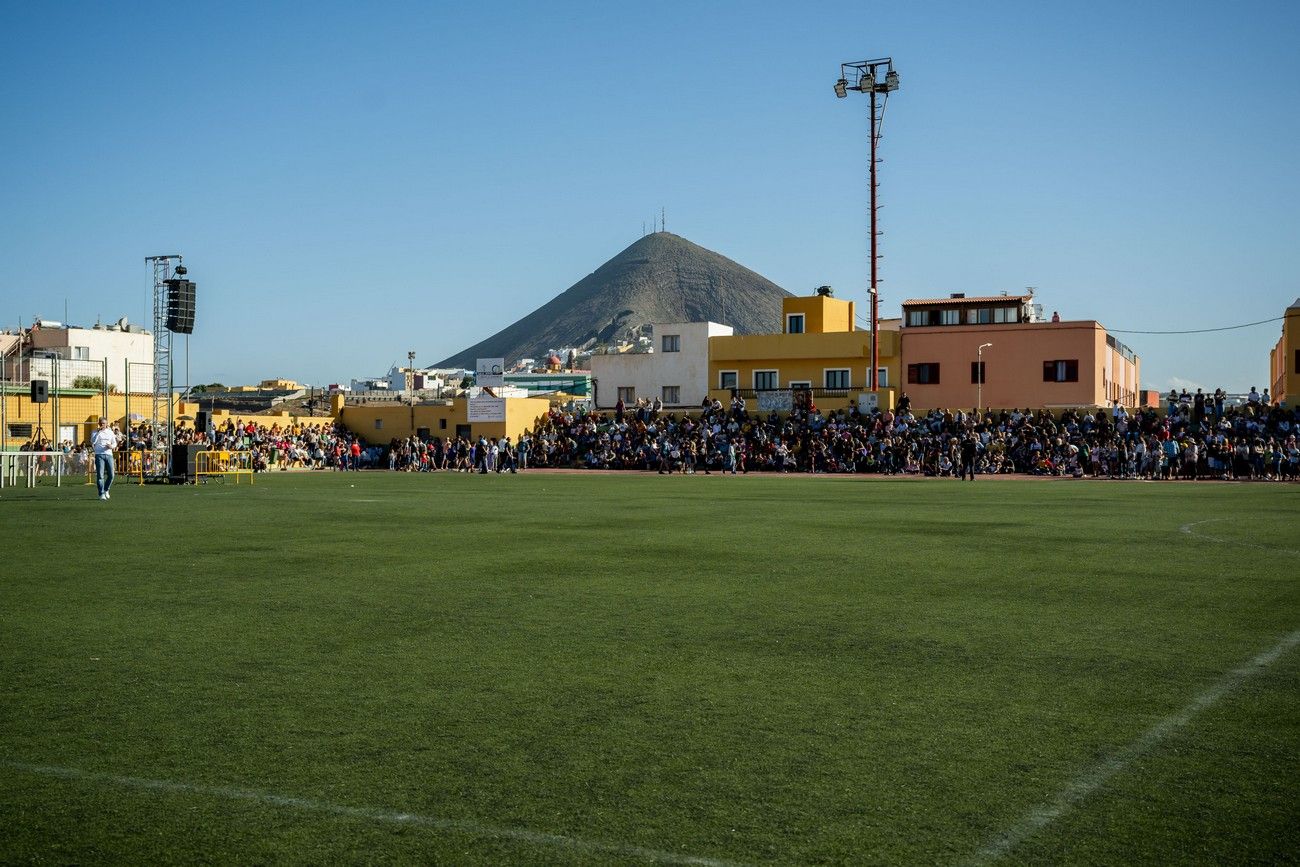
[1, 0, 1296, 391]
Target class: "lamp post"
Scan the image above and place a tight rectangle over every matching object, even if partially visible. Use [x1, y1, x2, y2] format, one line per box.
[977, 343, 993, 413]
[406, 350, 417, 437]
[836, 57, 899, 393]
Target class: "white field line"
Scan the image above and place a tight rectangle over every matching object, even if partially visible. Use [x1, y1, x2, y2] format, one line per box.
[0, 760, 740, 867]
[969, 550, 1300, 867]
[1180, 518, 1300, 556]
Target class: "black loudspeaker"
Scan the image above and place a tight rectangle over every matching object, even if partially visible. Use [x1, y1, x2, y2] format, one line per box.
[165, 278, 196, 334]
[194, 410, 210, 434]
[30, 379, 49, 403]
[171, 444, 204, 482]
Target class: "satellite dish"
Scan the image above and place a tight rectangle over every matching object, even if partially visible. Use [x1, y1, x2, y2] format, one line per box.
[117, 317, 129, 330]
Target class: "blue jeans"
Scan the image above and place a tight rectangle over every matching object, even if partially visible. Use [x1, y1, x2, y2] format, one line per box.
[95, 452, 115, 495]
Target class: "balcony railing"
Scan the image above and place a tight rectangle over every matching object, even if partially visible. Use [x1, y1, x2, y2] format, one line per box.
[726, 387, 859, 399]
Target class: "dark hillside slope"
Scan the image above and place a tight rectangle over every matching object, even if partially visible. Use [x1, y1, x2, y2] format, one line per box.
[437, 232, 792, 367]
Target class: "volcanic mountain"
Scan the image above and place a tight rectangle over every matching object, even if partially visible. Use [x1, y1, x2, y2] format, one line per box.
[436, 232, 792, 368]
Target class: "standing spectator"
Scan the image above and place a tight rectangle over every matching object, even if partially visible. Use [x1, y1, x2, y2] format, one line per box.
[92, 418, 119, 501]
[960, 435, 978, 481]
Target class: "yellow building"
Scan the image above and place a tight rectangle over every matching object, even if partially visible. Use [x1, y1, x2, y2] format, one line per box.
[336, 395, 550, 442]
[707, 291, 900, 411]
[0, 385, 548, 452]
[1269, 298, 1300, 407]
[225, 379, 302, 393]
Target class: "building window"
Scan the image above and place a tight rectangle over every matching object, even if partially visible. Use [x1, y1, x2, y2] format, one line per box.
[993, 307, 1016, 323]
[662, 385, 680, 404]
[617, 386, 635, 403]
[875, 367, 889, 388]
[719, 371, 737, 390]
[907, 363, 940, 384]
[907, 311, 927, 327]
[374, 418, 383, 430]
[754, 370, 778, 390]
[73, 346, 90, 360]
[941, 309, 960, 325]
[786, 314, 805, 334]
[439, 418, 447, 430]
[8, 423, 33, 439]
[971, 361, 986, 384]
[661, 334, 680, 353]
[1043, 359, 1079, 382]
[824, 369, 851, 389]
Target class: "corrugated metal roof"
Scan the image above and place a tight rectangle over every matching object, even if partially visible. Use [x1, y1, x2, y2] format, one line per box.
[901, 295, 1033, 306]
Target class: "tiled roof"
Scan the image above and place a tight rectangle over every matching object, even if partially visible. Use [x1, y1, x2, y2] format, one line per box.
[901, 295, 1032, 306]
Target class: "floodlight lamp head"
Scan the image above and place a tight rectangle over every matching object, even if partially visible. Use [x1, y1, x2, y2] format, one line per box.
[173, 264, 187, 276]
[834, 78, 848, 98]
[885, 70, 900, 91]
[858, 70, 875, 91]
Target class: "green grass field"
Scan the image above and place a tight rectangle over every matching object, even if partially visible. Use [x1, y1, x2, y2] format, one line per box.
[2, 472, 1297, 864]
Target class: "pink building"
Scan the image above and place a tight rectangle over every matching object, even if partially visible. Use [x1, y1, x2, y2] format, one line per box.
[899, 293, 1140, 411]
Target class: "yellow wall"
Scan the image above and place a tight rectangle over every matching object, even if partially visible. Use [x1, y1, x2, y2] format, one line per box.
[336, 397, 550, 442]
[709, 328, 901, 393]
[0, 388, 182, 448]
[1, 386, 547, 449]
[782, 294, 855, 334]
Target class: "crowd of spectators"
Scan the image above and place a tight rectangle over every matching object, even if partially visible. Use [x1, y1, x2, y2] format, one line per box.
[8, 419, 371, 478]
[519, 389, 1299, 481]
[10, 386, 1295, 483]
[171, 418, 371, 471]
[385, 435, 524, 473]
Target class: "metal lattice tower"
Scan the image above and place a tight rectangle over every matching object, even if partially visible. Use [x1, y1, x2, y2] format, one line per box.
[146, 254, 181, 449]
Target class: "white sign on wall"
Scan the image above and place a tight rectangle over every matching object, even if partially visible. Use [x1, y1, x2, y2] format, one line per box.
[476, 358, 505, 388]
[757, 389, 793, 412]
[467, 394, 506, 422]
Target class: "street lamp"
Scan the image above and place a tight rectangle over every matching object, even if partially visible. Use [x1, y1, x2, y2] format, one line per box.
[977, 343, 993, 413]
[836, 57, 899, 393]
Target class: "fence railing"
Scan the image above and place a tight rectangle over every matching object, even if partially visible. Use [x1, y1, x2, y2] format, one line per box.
[0, 450, 88, 488]
[125, 448, 170, 483]
[196, 450, 254, 484]
[728, 387, 857, 400]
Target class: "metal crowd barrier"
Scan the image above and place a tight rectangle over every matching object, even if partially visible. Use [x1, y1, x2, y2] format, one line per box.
[0, 451, 77, 488]
[126, 448, 171, 484]
[195, 450, 254, 484]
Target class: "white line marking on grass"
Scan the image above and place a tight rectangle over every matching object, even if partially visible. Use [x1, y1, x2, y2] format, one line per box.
[968, 628, 1300, 865]
[0, 760, 740, 866]
[1179, 519, 1300, 556]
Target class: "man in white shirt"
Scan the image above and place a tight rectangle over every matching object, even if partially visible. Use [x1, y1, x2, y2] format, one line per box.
[91, 417, 119, 500]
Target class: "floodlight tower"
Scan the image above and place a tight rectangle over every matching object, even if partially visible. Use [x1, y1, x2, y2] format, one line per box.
[836, 57, 899, 393]
[406, 350, 416, 403]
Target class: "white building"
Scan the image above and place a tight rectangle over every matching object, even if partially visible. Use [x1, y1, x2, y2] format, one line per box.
[16, 318, 153, 391]
[590, 321, 732, 409]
